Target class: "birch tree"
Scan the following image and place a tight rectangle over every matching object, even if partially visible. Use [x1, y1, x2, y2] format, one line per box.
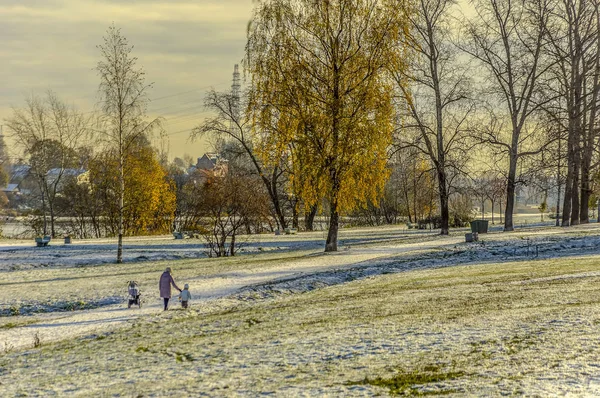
[246, 0, 410, 251]
[96, 25, 160, 263]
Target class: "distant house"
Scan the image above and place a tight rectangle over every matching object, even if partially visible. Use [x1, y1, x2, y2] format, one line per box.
[1, 184, 19, 194]
[4, 165, 87, 199]
[6, 165, 33, 196]
[196, 153, 220, 170]
[9, 165, 31, 183]
[46, 168, 87, 188]
[76, 170, 90, 185]
[191, 153, 229, 180]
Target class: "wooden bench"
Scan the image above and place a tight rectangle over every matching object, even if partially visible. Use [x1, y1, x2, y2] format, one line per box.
[35, 236, 51, 247]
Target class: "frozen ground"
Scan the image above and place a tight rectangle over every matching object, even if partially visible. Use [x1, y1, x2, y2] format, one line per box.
[0, 227, 446, 349]
[2, 224, 600, 395]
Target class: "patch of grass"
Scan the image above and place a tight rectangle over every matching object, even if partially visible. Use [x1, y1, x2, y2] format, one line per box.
[350, 365, 465, 396]
[135, 346, 149, 352]
[166, 351, 194, 362]
[245, 318, 262, 327]
[0, 319, 37, 329]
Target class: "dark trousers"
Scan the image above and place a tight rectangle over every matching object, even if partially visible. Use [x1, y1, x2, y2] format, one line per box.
[163, 297, 169, 310]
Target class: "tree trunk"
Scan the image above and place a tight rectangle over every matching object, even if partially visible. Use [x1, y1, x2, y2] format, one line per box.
[41, 187, 48, 236]
[481, 198, 485, 220]
[437, 171, 449, 235]
[404, 183, 412, 223]
[264, 169, 286, 230]
[556, 136, 561, 227]
[504, 154, 518, 232]
[305, 204, 317, 231]
[49, 203, 55, 238]
[325, 202, 339, 252]
[570, 152, 580, 226]
[562, 144, 574, 227]
[292, 200, 299, 229]
[230, 233, 235, 257]
[580, 159, 591, 223]
[117, 147, 124, 264]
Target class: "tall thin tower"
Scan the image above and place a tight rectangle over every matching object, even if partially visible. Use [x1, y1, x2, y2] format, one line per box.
[0, 125, 7, 167]
[231, 64, 241, 122]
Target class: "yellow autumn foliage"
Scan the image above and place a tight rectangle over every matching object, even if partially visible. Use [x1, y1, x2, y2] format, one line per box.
[247, 0, 411, 217]
[89, 142, 176, 236]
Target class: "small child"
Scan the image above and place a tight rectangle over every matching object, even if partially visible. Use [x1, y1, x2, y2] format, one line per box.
[179, 283, 192, 308]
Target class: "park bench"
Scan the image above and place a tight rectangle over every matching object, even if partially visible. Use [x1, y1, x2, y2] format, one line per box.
[284, 228, 297, 235]
[35, 236, 51, 247]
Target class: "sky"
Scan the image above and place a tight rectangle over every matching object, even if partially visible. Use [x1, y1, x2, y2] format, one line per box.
[0, 0, 254, 162]
[0, 0, 477, 163]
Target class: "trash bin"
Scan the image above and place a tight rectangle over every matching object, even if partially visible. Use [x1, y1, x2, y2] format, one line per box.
[64, 236, 71, 244]
[470, 220, 489, 234]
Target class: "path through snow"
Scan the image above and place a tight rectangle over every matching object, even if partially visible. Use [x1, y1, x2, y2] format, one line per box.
[4, 223, 600, 351]
[0, 233, 462, 350]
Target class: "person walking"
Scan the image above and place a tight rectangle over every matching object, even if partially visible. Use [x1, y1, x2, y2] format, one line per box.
[159, 267, 181, 311]
[178, 283, 192, 309]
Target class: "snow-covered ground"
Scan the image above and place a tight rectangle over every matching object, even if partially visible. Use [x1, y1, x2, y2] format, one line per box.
[2, 224, 600, 395]
[0, 225, 442, 270]
[0, 227, 446, 349]
[0, 224, 599, 349]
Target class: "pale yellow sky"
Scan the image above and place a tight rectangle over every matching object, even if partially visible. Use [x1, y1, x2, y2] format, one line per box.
[0, 0, 253, 161]
[0, 0, 476, 162]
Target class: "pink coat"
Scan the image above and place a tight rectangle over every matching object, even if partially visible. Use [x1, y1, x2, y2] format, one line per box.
[159, 272, 181, 298]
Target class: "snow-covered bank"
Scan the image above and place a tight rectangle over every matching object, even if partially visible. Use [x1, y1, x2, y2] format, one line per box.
[0, 227, 440, 271]
[235, 227, 600, 300]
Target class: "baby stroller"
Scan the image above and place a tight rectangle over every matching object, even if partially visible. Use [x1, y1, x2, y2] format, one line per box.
[127, 281, 142, 308]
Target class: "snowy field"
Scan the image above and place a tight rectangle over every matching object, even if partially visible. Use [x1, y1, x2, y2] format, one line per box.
[1, 224, 600, 395]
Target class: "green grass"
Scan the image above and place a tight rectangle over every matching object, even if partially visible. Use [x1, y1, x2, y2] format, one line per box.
[0, 319, 37, 329]
[350, 365, 465, 395]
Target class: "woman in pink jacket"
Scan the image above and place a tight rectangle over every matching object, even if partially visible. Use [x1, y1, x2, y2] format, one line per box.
[159, 267, 181, 310]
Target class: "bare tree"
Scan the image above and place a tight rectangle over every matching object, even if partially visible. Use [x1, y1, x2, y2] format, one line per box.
[6, 92, 87, 237]
[462, 0, 554, 231]
[197, 173, 270, 257]
[96, 25, 160, 263]
[191, 90, 289, 230]
[545, 0, 600, 225]
[393, 0, 473, 235]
